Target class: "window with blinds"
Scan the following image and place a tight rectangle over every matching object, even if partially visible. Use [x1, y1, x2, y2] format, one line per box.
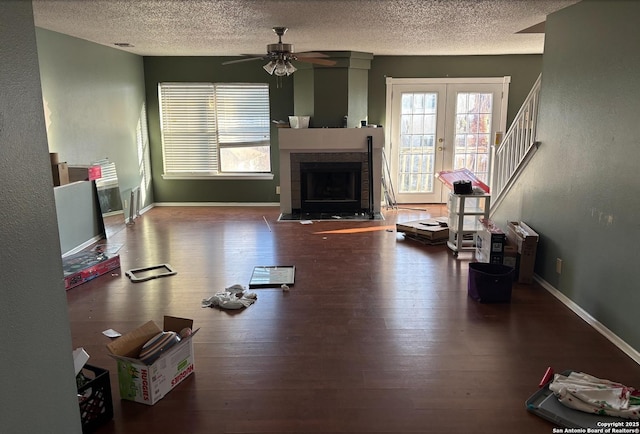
[158, 82, 271, 177]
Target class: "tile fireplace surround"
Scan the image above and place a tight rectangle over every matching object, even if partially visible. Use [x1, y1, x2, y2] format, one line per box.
[278, 128, 384, 215]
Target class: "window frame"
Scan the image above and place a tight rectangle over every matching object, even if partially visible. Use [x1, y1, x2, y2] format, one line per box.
[158, 82, 274, 180]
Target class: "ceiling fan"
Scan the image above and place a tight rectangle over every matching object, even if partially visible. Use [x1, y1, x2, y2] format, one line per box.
[222, 27, 336, 76]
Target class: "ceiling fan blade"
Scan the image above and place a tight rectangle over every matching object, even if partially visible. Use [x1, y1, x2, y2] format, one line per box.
[222, 56, 265, 65]
[296, 57, 337, 66]
[295, 52, 330, 58]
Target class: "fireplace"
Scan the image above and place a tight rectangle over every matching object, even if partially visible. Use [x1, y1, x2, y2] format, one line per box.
[300, 161, 362, 213]
[290, 151, 370, 213]
[278, 128, 384, 215]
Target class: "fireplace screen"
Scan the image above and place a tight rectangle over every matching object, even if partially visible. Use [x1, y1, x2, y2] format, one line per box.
[300, 162, 362, 213]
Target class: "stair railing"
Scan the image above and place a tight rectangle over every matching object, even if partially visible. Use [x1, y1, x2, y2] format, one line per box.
[490, 73, 542, 212]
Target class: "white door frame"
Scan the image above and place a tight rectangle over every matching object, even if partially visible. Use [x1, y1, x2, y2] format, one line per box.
[385, 76, 510, 203]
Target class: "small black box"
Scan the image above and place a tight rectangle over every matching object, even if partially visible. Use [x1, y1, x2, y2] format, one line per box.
[453, 180, 473, 194]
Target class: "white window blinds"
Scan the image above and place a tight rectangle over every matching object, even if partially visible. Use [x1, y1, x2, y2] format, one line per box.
[159, 83, 217, 175]
[158, 82, 270, 176]
[216, 83, 270, 147]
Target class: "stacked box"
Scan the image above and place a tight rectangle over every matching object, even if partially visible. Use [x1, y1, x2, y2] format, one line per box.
[52, 162, 70, 186]
[475, 218, 506, 264]
[69, 165, 102, 182]
[506, 221, 539, 284]
[396, 219, 449, 245]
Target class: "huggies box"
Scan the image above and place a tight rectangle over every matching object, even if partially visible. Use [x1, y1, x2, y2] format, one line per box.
[106, 316, 197, 405]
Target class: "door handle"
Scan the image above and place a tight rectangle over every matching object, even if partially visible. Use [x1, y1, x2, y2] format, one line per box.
[438, 146, 443, 151]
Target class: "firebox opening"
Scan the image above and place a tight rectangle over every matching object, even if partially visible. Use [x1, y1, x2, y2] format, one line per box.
[300, 162, 362, 213]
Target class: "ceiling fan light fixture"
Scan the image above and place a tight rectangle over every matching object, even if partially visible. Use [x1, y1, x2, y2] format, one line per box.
[273, 59, 288, 76]
[263, 60, 277, 75]
[228, 27, 333, 77]
[284, 61, 297, 75]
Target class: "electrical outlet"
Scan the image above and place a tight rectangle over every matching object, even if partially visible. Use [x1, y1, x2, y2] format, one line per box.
[556, 258, 563, 274]
[124, 199, 128, 208]
[276, 185, 280, 195]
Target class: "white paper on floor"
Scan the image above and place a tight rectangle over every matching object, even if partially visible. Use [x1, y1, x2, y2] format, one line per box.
[102, 328, 122, 338]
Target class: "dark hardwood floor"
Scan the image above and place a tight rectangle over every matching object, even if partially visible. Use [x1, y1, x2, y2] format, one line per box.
[66, 205, 640, 433]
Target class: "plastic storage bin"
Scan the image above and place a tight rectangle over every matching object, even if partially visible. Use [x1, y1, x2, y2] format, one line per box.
[468, 262, 514, 303]
[77, 364, 114, 433]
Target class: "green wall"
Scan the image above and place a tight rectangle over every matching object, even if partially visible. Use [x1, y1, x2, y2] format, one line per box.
[36, 28, 151, 213]
[492, 0, 640, 351]
[143, 56, 293, 203]
[54, 181, 104, 254]
[144, 54, 541, 203]
[1, 2, 82, 432]
[368, 55, 543, 129]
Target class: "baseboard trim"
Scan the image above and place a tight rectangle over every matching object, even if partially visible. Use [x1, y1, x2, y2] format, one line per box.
[534, 274, 640, 365]
[139, 204, 154, 214]
[62, 234, 104, 258]
[125, 203, 154, 224]
[153, 202, 280, 207]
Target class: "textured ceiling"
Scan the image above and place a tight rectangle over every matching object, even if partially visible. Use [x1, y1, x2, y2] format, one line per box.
[31, 0, 580, 57]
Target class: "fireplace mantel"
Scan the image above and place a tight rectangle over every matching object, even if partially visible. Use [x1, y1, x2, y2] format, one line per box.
[278, 128, 384, 214]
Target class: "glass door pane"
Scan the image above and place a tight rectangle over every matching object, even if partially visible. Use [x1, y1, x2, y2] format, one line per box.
[389, 84, 447, 204]
[452, 92, 493, 184]
[387, 78, 507, 204]
[399, 92, 437, 194]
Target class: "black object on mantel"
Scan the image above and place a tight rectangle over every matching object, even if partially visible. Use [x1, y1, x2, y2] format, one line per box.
[453, 180, 473, 194]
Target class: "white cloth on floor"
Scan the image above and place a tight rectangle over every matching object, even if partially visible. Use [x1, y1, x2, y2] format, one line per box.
[201, 284, 257, 310]
[549, 371, 640, 419]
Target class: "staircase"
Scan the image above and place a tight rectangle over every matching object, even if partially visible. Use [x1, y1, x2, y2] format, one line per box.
[490, 73, 542, 212]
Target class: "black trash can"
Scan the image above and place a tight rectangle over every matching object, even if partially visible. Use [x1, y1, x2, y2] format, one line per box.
[468, 262, 515, 303]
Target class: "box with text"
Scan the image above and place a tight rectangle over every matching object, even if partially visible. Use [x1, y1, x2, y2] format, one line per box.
[106, 316, 197, 405]
[506, 221, 539, 284]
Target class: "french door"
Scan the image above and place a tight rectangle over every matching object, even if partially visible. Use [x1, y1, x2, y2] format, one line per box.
[385, 77, 509, 204]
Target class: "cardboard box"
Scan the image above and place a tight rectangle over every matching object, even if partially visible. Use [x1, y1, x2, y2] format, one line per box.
[475, 218, 506, 264]
[476, 218, 506, 252]
[506, 221, 539, 284]
[68, 165, 102, 182]
[502, 241, 518, 270]
[63, 250, 121, 290]
[396, 219, 449, 244]
[52, 162, 69, 186]
[476, 249, 504, 265]
[107, 316, 197, 405]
